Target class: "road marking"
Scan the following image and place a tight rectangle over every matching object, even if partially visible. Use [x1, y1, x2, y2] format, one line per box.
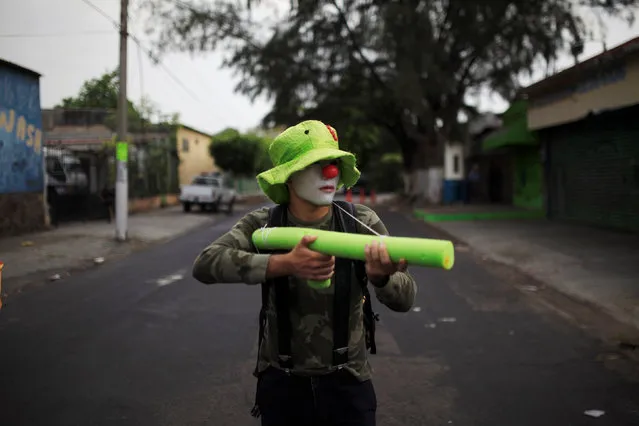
[154, 269, 186, 287]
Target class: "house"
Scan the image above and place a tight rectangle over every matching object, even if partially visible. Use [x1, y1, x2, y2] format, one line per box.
[43, 107, 182, 221]
[479, 100, 542, 210]
[0, 59, 47, 237]
[522, 36, 639, 232]
[176, 124, 219, 186]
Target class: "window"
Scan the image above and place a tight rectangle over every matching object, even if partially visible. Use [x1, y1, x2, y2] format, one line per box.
[193, 177, 220, 187]
[182, 138, 189, 152]
[453, 154, 460, 174]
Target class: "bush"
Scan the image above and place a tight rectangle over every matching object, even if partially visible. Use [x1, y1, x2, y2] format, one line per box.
[369, 153, 403, 193]
[209, 129, 271, 177]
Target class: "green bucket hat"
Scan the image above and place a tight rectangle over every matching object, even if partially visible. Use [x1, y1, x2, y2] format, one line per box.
[257, 120, 361, 204]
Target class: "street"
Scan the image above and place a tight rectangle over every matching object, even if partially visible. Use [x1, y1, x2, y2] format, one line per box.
[1, 204, 638, 426]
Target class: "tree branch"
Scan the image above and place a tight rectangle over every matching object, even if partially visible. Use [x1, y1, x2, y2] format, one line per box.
[328, 0, 391, 93]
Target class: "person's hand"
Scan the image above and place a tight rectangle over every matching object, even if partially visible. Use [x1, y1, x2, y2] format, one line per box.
[284, 235, 335, 281]
[365, 240, 407, 286]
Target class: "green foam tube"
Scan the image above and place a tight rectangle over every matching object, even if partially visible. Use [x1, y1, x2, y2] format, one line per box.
[252, 227, 455, 289]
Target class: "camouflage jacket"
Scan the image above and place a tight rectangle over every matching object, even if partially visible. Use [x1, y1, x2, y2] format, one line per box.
[192, 203, 417, 381]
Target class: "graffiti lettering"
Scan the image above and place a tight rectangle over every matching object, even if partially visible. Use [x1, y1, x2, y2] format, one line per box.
[0, 109, 42, 154]
[0, 64, 44, 194]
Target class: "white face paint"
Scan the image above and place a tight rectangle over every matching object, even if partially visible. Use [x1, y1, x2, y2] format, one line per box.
[290, 161, 340, 206]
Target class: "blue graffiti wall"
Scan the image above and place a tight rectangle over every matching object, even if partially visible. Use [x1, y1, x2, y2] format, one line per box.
[0, 62, 44, 193]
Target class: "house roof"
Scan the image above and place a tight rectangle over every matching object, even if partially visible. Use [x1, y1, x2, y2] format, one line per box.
[0, 58, 41, 78]
[522, 36, 639, 99]
[179, 123, 212, 138]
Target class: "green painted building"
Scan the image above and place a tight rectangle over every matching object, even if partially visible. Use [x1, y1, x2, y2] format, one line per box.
[481, 100, 543, 211]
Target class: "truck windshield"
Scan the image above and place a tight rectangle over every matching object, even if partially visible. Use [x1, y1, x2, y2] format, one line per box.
[192, 177, 219, 187]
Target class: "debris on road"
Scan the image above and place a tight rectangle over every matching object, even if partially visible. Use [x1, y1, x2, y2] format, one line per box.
[520, 285, 539, 292]
[424, 323, 437, 329]
[438, 317, 457, 323]
[584, 409, 605, 418]
[49, 274, 62, 281]
[93, 257, 105, 265]
[412, 306, 421, 312]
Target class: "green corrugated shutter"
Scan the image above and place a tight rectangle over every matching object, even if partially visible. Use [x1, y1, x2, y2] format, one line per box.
[547, 106, 639, 232]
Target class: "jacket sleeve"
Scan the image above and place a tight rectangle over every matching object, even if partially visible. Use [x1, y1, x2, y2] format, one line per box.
[192, 207, 271, 285]
[355, 204, 417, 313]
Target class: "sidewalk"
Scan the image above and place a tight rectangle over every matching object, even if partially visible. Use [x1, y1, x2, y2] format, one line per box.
[0, 204, 243, 299]
[414, 206, 639, 331]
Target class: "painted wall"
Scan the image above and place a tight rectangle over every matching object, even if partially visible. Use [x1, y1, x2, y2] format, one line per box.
[0, 64, 44, 193]
[176, 126, 218, 186]
[0, 62, 47, 237]
[512, 149, 543, 210]
[528, 56, 639, 130]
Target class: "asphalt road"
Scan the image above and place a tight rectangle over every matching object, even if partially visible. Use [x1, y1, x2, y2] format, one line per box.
[1, 204, 638, 426]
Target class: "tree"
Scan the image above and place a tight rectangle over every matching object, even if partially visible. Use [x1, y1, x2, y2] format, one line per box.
[57, 69, 144, 127]
[209, 128, 270, 177]
[56, 69, 180, 132]
[141, 0, 637, 197]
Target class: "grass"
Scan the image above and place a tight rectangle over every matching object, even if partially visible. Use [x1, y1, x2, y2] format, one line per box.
[413, 209, 545, 222]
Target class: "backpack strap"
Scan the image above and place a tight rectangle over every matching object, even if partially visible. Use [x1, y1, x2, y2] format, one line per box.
[334, 201, 378, 355]
[267, 204, 294, 370]
[331, 202, 353, 366]
[254, 204, 293, 374]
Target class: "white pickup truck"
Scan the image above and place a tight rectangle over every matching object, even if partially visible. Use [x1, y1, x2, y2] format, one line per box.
[179, 174, 237, 214]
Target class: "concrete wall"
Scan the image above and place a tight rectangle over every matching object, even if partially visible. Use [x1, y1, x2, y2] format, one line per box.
[176, 126, 218, 186]
[0, 192, 47, 237]
[528, 56, 639, 130]
[0, 61, 47, 237]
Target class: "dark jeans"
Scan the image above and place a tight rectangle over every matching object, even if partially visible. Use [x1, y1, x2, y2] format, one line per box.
[255, 367, 377, 426]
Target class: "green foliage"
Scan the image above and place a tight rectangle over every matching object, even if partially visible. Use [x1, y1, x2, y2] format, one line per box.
[209, 128, 272, 177]
[56, 69, 180, 133]
[370, 153, 404, 193]
[125, 138, 180, 198]
[57, 69, 143, 128]
[59, 70, 120, 109]
[141, 0, 637, 171]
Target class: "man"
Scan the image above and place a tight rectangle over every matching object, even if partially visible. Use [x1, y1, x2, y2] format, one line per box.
[192, 120, 417, 426]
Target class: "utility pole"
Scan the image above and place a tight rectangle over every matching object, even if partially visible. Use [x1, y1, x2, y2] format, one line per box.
[115, 0, 129, 241]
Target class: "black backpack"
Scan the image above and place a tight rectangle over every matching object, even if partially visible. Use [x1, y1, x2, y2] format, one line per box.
[253, 200, 379, 370]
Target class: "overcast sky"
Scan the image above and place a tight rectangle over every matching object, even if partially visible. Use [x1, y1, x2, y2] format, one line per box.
[1, 0, 638, 136]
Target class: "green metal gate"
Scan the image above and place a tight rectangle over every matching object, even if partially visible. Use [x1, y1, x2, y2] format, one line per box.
[546, 105, 639, 232]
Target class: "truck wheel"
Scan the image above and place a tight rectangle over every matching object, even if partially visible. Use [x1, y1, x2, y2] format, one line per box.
[211, 196, 222, 213]
[182, 202, 192, 212]
[226, 197, 236, 215]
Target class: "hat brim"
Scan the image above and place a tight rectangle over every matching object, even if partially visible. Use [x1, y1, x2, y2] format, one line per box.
[256, 148, 360, 204]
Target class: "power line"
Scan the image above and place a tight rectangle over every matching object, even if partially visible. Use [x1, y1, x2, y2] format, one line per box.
[80, 0, 120, 30]
[79, 0, 231, 125]
[0, 30, 113, 38]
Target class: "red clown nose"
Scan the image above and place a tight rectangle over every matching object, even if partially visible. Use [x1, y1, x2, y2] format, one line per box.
[322, 164, 339, 179]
